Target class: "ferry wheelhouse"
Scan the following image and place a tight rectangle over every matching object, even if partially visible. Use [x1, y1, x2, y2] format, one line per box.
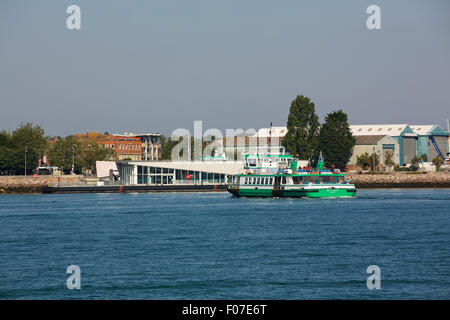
[227, 153, 356, 198]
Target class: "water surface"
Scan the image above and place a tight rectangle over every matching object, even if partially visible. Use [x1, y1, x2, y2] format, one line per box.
[0, 189, 449, 299]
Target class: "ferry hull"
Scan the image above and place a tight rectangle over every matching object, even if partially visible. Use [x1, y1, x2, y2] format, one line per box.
[228, 187, 356, 198]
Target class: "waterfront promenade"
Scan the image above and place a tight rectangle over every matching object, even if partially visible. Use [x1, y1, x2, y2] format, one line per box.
[1, 173, 450, 193]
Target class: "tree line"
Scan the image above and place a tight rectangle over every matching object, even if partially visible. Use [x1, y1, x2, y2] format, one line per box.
[0, 123, 112, 175]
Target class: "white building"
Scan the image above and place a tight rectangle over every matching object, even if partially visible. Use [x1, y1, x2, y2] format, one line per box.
[117, 160, 243, 185]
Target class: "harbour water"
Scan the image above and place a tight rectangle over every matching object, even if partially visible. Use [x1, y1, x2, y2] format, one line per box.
[0, 189, 449, 299]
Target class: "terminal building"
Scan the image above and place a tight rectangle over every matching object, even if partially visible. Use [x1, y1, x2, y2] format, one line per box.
[116, 160, 242, 185]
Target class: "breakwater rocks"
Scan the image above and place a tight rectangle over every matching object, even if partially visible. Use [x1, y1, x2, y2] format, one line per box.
[0, 176, 81, 193]
[346, 172, 450, 188]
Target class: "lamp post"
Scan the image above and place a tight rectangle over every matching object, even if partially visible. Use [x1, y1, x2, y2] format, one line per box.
[24, 146, 27, 176]
[72, 145, 75, 174]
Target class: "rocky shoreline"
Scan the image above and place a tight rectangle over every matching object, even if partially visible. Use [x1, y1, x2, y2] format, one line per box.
[1, 173, 450, 193]
[346, 172, 450, 188]
[0, 176, 82, 194]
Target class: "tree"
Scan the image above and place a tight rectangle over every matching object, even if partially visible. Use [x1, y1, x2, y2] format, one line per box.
[409, 156, 420, 171]
[8, 123, 46, 174]
[368, 152, 380, 171]
[78, 140, 113, 173]
[384, 150, 395, 170]
[282, 95, 320, 161]
[317, 110, 355, 171]
[160, 135, 181, 160]
[418, 154, 428, 162]
[0, 131, 13, 174]
[47, 136, 83, 172]
[356, 152, 379, 171]
[356, 152, 371, 170]
[48, 136, 112, 173]
[432, 156, 444, 172]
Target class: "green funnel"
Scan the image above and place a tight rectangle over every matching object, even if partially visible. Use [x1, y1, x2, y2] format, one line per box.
[316, 151, 324, 171]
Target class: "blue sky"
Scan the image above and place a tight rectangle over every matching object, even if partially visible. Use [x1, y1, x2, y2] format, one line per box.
[1, 0, 449, 136]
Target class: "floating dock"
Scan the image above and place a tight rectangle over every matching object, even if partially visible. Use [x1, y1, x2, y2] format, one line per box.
[41, 184, 227, 194]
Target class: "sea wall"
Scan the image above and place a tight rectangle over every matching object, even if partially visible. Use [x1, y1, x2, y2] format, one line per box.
[346, 172, 450, 188]
[0, 176, 82, 193]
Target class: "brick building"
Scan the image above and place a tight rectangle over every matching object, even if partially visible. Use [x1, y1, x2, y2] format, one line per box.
[75, 132, 142, 161]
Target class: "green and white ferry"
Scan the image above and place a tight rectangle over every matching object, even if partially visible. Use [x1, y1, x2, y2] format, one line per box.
[227, 152, 356, 198]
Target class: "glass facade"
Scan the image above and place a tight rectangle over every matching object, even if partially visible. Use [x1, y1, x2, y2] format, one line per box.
[134, 165, 226, 185]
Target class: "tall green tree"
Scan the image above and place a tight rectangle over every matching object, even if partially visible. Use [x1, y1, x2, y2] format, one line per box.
[282, 95, 320, 161]
[0, 131, 13, 174]
[317, 110, 356, 170]
[8, 123, 46, 174]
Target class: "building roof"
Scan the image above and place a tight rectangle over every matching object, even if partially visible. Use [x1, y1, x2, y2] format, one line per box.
[408, 125, 435, 135]
[355, 135, 387, 145]
[350, 124, 409, 136]
[408, 125, 450, 136]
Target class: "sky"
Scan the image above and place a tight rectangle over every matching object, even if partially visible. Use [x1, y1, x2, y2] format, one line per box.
[0, 0, 449, 137]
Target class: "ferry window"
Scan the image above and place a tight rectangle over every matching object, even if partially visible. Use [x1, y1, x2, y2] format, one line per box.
[245, 177, 248, 184]
[293, 177, 303, 184]
[269, 178, 273, 185]
[282, 177, 287, 184]
[253, 178, 256, 185]
[304, 176, 314, 184]
[248, 159, 257, 167]
[321, 176, 333, 184]
[263, 178, 266, 185]
[256, 177, 260, 185]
